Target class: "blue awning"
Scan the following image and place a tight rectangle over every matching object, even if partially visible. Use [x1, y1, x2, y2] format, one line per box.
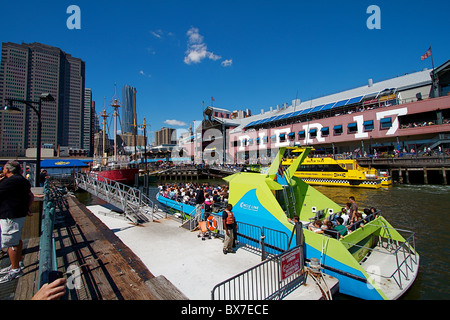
[346, 96, 364, 105]
[332, 99, 350, 108]
[363, 120, 374, 126]
[380, 117, 392, 123]
[348, 122, 357, 128]
[321, 102, 336, 111]
[321, 127, 330, 132]
[309, 129, 317, 134]
[288, 132, 295, 137]
[333, 125, 342, 130]
[40, 159, 89, 168]
[298, 130, 306, 135]
[310, 105, 324, 113]
[300, 108, 313, 115]
[279, 134, 285, 138]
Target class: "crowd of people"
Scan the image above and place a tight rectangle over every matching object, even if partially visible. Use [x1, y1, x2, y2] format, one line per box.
[304, 196, 379, 239]
[158, 182, 229, 212]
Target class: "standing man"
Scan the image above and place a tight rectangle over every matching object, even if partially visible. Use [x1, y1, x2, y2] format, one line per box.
[0, 161, 31, 283]
[348, 196, 358, 220]
[222, 204, 236, 254]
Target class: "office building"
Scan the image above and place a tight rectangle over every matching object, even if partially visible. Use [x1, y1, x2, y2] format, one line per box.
[155, 127, 176, 146]
[0, 42, 85, 157]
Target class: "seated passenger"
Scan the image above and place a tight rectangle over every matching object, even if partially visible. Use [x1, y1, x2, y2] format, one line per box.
[340, 208, 350, 225]
[334, 217, 348, 238]
[349, 211, 364, 232]
[308, 220, 324, 233]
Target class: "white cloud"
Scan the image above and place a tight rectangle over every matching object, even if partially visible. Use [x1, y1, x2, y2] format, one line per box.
[139, 70, 151, 78]
[221, 59, 233, 67]
[150, 29, 163, 38]
[184, 27, 222, 65]
[164, 119, 187, 126]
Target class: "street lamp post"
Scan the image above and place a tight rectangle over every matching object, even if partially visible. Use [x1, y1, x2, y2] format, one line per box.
[1, 93, 55, 187]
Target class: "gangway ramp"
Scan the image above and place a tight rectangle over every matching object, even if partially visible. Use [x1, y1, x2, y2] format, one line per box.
[74, 172, 166, 224]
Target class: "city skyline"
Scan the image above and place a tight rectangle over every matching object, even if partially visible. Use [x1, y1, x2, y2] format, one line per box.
[0, 0, 449, 140]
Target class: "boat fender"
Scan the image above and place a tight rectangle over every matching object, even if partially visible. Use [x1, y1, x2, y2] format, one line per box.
[207, 216, 217, 231]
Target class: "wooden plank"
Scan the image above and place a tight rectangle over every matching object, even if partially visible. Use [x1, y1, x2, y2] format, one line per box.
[65, 195, 186, 300]
[14, 238, 41, 300]
[14, 194, 187, 300]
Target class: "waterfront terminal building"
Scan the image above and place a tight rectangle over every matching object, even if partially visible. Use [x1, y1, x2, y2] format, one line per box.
[179, 60, 450, 165]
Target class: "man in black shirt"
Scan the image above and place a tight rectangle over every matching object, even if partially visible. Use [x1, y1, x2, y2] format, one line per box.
[0, 160, 31, 283]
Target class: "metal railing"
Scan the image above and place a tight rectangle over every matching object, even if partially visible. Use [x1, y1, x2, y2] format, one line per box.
[74, 172, 159, 223]
[38, 179, 65, 288]
[341, 224, 418, 291]
[211, 244, 305, 300]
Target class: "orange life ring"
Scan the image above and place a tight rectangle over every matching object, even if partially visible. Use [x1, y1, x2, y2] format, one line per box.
[206, 216, 217, 231]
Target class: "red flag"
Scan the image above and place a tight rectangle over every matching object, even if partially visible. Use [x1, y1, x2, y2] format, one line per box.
[421, 47, 432, 61]
[211, 97, 215, 102]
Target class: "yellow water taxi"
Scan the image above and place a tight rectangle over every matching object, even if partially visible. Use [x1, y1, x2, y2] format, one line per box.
[283, 148, 392, 189]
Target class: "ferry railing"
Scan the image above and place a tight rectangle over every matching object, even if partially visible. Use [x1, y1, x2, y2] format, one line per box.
[339, 224, 418, 291]
[211, 244, 305, 300]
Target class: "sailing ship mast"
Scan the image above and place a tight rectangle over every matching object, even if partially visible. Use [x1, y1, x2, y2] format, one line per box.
[110, 83, 121, 162]
[111, 98, 121, 161]
[100, 108, 109, 165]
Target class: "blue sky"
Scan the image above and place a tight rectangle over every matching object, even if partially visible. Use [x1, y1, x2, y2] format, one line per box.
[1, 0, 449, 142]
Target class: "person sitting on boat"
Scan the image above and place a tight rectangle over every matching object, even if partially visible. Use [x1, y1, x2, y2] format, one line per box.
[348, 211, 364, 232]
[334, 217, 348, 238]
[340, 208, 350, 226]
[308, 220, 324, 233]
[288, 215, 300, 225]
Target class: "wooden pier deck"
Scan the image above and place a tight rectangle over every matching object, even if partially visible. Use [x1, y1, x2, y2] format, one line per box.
[0, 195, 187, 300]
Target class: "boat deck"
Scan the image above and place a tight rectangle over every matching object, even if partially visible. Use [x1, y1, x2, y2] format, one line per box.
[360, 244, 420, 300]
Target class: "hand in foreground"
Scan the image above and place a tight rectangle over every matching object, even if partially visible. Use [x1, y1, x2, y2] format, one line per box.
[32, 278, 67, 300]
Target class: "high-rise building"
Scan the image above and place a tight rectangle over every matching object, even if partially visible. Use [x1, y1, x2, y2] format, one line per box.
[83, 88, 96, 156]
[155, 127, 176, 146]
[0, 42, 85, 157]
[122, 85, 136, 134]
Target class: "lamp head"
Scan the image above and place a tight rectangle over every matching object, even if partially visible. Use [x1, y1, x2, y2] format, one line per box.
[1, 101, 21, 114]
[40, 93, 55, 102]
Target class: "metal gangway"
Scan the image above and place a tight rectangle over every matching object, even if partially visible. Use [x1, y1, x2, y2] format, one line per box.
[74, 172, 166, 224]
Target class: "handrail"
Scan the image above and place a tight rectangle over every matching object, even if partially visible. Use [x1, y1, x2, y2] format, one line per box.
[74, 172, 157, 223]
[38, 179, 60, 289]
[340, 224, 418, 290]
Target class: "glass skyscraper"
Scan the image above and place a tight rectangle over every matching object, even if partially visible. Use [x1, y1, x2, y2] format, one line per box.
[122, 85, 136, 134]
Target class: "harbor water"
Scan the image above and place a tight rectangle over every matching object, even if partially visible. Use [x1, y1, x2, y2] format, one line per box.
[76, 182, 450, 300]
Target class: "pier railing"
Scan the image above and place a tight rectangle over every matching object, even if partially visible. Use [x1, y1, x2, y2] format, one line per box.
[211, 244, 305, 300]
[38, 179, 67, 288]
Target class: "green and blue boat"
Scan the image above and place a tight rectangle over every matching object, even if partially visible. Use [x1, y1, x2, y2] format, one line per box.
[158, 146, 419, 300]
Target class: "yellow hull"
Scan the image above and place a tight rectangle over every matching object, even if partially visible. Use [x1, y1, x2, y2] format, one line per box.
[296, 174, 383, 189]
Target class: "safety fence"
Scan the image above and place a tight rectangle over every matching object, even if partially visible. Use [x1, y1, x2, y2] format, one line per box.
[211, 244, 305, 300]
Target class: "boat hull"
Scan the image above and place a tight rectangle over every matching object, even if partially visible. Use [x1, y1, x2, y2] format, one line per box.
[95, 168, 139, 185]
[298, 176, 383, 189]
